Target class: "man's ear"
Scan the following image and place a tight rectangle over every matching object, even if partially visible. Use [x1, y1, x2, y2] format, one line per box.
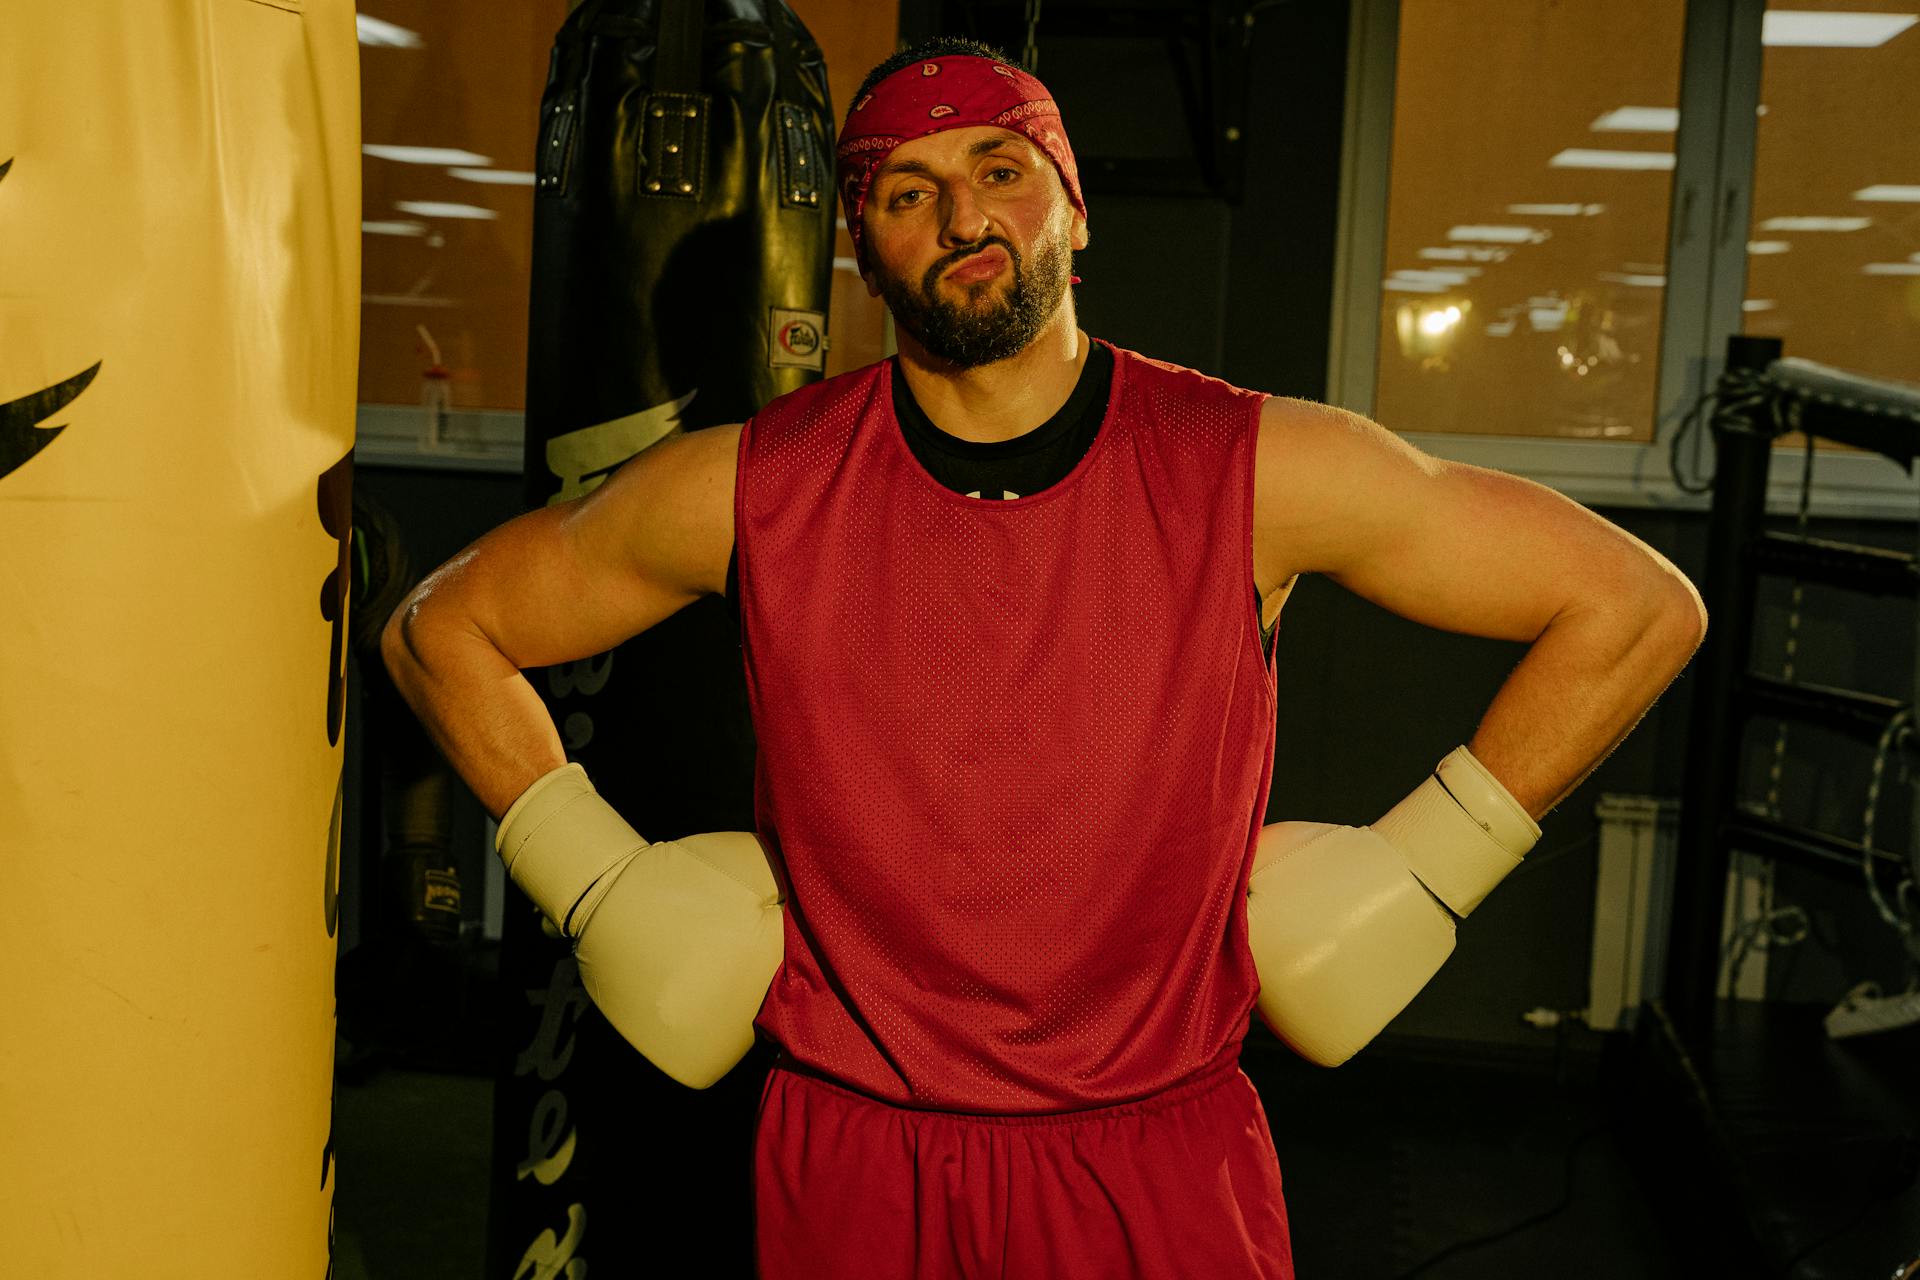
[862, 268, 880, 299]
[1070, 212, 1090, 252]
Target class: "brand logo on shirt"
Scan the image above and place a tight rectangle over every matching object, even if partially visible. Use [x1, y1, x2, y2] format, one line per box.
[769, 307, 827, 372]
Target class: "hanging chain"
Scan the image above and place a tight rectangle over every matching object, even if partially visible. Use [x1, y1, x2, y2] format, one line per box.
[1021, 0, 1043, 73]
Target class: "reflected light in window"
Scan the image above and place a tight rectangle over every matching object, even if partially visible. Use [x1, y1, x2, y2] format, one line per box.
[395, 200, 500, 220]
[1419, 305, 1464, 336]
[365, 145, 493, 166]
[1863, 262, 1920, 275]
[1420, 246, 1512, 262]
[356, 15, 424, 48]
[1392, 268, 1480, 283]
[1758, 215, 1872, 230]
[1507, 203, 1606, 216]
[1854, 184, 1920, 201]
[1385, 277, 1450, 293]
[1598, 271, 1667, 287]
[1590, 107, 1679, 132]
[449, 168, 538, 185]
[1748, 240, 1792, 254]
[1761, 11, 1919, 48]
[1549, 149, 1676, 171]
[1447, 225, 1549, 243]
[1743, 299, 1778, 312]
[362, 220, 430, 237]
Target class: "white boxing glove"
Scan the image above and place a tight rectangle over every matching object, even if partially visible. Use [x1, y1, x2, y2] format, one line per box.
[495, 763, 785, 1089]
[1247, 746, 1540, 1067]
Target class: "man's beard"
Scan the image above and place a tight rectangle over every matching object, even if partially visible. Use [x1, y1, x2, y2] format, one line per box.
[875, 232, 1072, 369]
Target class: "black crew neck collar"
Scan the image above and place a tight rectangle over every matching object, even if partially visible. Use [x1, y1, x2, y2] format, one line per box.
[891, 342, 1114, 459]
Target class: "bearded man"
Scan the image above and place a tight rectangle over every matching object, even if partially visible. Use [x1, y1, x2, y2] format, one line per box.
[384, 36, 1706, 1280]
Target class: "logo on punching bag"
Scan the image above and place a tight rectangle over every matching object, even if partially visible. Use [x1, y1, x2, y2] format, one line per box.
[317, 452, 353, 746]
[770, 307, 827, 372]
[0, 159, 104, 485]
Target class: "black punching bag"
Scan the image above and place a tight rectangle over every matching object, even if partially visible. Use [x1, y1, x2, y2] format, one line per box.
[487, 1, 832, 1275]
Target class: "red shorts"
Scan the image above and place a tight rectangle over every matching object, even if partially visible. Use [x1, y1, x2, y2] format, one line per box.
[752, 1058, 1294, 1279]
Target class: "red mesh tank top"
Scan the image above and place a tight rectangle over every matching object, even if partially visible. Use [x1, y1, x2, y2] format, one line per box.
[734, 341, 1277, 1113]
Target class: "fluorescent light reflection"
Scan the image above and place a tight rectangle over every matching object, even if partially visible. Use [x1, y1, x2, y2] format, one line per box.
[1864, 263, 1920, 275]
[1507, 203, 1606, 216]
[1854, 185, 1920, 202]
[364, 145, 494, 166]
[1747, 241, 1792, 254]
[1762, 11, 1918, 47]
[1448, 225, 1549, 244]
[1420, 246, 1511, 262]
[396, 201, 500, 220]
[362, 220, 430, 236]
[1550, 149, 1676, 171]
[449, 168, 538, 185]
[1759, 216, 1871, 231]
[1743, 300, 1778, 312]
[357, 15, 424, 47]
[1599, 272, 1667, 287]
[1590, 107, 1679, 132]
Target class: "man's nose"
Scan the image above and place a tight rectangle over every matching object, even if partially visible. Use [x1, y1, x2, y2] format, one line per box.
[939, 185, 991, 246]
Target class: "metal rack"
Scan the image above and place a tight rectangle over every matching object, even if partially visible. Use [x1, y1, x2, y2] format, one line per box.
[1665, 334, 1920, 1054]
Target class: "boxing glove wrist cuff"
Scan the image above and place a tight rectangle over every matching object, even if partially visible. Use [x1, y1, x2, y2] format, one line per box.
[1368, 746, 1540, 918]
[494, 762, 649, 936]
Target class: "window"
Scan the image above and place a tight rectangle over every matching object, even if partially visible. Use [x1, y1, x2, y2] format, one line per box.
[1371, 0, 1688, 443]
[1331, 0, 1920, 516]
[1741, 2, 1920, 385]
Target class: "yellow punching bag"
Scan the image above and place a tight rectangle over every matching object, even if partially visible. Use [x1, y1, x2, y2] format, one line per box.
[0, 3, 360, 1276]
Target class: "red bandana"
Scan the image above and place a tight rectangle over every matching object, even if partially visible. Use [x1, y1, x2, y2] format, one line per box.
[836, 55, 1086, 272]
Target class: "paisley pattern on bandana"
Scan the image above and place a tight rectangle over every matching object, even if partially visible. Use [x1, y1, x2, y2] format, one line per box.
[836, 55, 1087, 271]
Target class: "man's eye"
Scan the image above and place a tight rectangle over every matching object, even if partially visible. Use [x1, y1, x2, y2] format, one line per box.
[893, 189, 927, 207]
[987, 167, 1019, 182]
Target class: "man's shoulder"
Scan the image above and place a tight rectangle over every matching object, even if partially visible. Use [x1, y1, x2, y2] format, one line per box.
[1104, 342, 1266, 408]
[753, 359, 891, 431]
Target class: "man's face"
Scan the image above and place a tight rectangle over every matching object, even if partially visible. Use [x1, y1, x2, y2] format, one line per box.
[861, 126, 1089, 368]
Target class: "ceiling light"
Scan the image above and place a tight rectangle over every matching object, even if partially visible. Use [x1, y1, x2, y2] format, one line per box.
[1761, 11, 1918, 47]
[1420, 246, 1511, 262]
[1854, 184, 1920, 201]
[1390, 268, 1480, 284]
[356, 15, 424, 47]
[1506, 203, 1606, 217]
[1599, 271, 1666, 287]
[1484, 319, 1517, 337]
[1590, 107, 1679, 132]
[1448, 225, 1549, 244]
[396, 200, 500, 220]
[449, 168, 538, 185]
[1743, 299, 1777, 312]
[1550, 149, 1676, 171]
[1864, 262, 1920, 275]
[1759, 216, 1871, 231]
[364, 145, 494, 166]
[1747, 240, 1792, 254]
[1384, 278, 1450, 293]
[361, 220, 429, 236]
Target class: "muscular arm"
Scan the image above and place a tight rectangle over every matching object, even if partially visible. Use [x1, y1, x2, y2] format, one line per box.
[1253, 398, 1706, 818]
[380, 424, 741, 820]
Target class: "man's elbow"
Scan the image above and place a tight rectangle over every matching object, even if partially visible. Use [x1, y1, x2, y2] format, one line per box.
[379, 594, 425, 684]
[1647, 569, 1708, 663]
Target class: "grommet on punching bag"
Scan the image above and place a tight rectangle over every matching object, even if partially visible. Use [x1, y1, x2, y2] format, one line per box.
[487, 2, 835, 1277]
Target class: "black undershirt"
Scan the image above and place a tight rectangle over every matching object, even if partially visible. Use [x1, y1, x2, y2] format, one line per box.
[723, 345, 1275, 650]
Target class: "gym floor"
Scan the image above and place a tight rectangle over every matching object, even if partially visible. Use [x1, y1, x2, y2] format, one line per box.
[330, 974, 1683, 1279]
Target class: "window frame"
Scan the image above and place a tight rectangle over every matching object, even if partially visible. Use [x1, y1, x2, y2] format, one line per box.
[1326, 0, 1919, 521]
